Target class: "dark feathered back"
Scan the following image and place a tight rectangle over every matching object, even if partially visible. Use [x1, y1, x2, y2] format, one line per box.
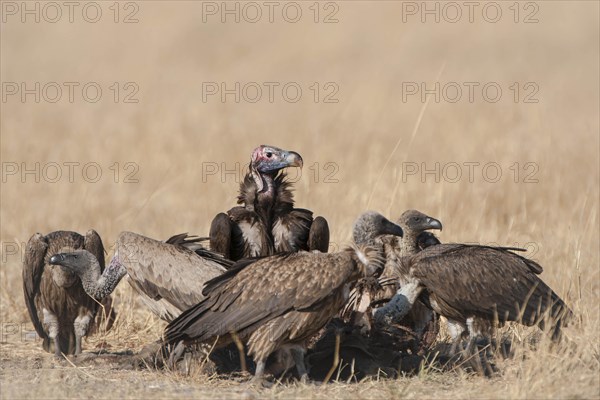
[408, 244, 572, 334]
[164, 248, 368, 348]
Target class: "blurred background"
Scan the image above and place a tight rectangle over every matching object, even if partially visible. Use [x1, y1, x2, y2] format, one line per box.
[1, 0, 598, 346]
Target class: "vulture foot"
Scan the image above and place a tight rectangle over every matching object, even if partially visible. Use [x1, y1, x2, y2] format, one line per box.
[247, 360, 274, 388]
[52, 338, 65, 359]
[74, 335, 83, 355]
[167, 341, 186, 370]
[458, 338, 497, 377]
[290, 348, 309, 383]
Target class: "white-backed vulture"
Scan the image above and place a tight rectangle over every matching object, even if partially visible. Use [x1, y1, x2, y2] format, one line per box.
[374, 244, 574, 345]
[378, 210, 443, 300]
[23, 230, 113, 356]
[164, 212, 404, 383]
[345, 211, 442, 318]
[210, 145, 330, 261]
[49, 231, 233, 322]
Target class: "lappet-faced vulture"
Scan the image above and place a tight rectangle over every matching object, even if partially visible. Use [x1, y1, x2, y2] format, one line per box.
[164, 212, 403, 383]
[49, 231, 233, 322]
[210, 145, 330, 261]
[374, 243, 574, 347]
[23, 230, 114, 356]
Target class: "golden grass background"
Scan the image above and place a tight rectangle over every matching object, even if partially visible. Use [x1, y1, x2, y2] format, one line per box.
[1, 2, 598, 398]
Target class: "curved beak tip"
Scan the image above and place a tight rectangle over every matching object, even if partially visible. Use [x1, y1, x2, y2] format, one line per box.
[287, 151, 303, 169]
[391, 224, 404, 238]
[428, 218, 443, 231]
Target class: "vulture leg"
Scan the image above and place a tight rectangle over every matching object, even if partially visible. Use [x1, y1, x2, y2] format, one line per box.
[461, 336, 481, 374]
[251, 359, 267, 385]
[74, 336, 82, 355]
[43, 309, 63, 358]
[308, 216, 330, 253]
[168, 341, 186, 369]
[53, 338, 63, 358]
[209, 213, 233, 259]
[461, 333, 495, 376]
[447, 320, 467, 356]
[290, 347, 308, 383]
[74, 313, 92, 355]
[465, 319, 496, 376]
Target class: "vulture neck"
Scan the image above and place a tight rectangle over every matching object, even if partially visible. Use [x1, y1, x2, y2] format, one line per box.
[51, 266, 78, 288]
[241, 169, 294, 225]
[398, 230, 419, 256]
[80, 255, 127, 300]
[349, 244, 384, 279]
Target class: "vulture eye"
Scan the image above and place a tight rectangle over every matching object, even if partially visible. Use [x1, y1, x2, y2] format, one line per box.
[266, 152, 273, 158]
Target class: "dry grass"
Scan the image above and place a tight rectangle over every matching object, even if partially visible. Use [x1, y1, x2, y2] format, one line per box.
[1, 2, 598, 399]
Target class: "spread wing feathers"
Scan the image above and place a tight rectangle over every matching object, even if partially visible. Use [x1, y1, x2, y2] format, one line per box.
[308, 216, 330, 252]
[164, 249, 362, 345]
[409, 244, 569, 324]
[22, 233, 50, 341]
[115, 231, 229, 317]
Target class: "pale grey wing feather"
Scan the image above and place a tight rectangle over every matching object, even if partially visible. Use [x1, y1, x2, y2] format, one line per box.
[115, 231, 227, 318]
[22, 233, 49, 341]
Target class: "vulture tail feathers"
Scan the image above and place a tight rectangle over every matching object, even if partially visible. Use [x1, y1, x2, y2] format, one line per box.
[163, 298, 213, 345]
[519, 281, 574, 341]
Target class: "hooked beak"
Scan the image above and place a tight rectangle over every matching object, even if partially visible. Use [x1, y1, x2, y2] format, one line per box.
[49, 254, 66, 265]
[283, 151, 303, 169]
[384, 221, 404, 238]
[426, 217, 443, 231]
